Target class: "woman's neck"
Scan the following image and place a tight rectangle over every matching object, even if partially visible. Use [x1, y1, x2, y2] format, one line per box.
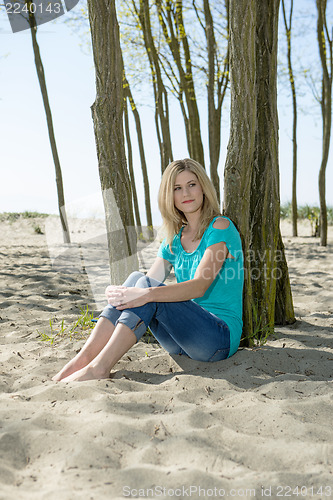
[183, 210, 201, 234]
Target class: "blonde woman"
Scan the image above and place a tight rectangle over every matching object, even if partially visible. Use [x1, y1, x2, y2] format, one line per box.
[53, 159, 244, 382]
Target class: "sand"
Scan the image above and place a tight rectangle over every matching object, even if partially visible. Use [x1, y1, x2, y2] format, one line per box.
[0, 216, 332, 500]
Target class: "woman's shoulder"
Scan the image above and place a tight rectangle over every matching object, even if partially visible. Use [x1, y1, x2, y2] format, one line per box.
[205, 215, 233, 233]
[211, 216, 231, 230]
[204, 215, 243, 251]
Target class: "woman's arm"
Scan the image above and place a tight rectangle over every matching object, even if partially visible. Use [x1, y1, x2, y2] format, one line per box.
[105, 257, 170, 300]
[148, 240, 228, 302]
[111, 241, 228, 310]
[146, 256, 172, 283]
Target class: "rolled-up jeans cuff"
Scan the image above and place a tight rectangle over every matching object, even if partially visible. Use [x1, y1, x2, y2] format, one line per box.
[99, 306, 147, 342]
[99, 304, 120, 325]
[117, 310, 147, 341]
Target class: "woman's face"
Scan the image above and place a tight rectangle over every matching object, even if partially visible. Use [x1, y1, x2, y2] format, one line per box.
[173, 170, 204, 217]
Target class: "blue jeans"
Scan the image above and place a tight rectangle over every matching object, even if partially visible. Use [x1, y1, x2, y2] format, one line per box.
[99, 271, 230, 362]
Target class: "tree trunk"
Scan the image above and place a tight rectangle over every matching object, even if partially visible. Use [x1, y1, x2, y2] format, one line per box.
[274, 231, 295, 325]
[123, 99, 143, 236]
[203, 0, 229, 201]
[88, 0, 138, 283]
[156, 0, 205, 166]
[27, 4, 70, 244]
[316, 0, 332, 247]
[281, 0, 298, 237]
[224, 0, 295, 344]
[124, 77, 154, 240]
[132, 0, 173, 173]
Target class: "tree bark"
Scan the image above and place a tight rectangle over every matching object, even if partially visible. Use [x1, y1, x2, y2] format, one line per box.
[88, 0, 138, 283]
[224, 0, 295, 344]
[27, 4, 70, 244]
[316, 0, 332, 247]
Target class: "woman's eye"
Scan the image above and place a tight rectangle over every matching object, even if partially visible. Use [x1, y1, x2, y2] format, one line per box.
[189, 184, 196, 187]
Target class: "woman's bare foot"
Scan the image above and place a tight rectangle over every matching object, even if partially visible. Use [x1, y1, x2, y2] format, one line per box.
[60, 363, 110, 382]
[56, 322, 136, 382]
[53, 318, 117, 381]
[52, 353, 90, 382]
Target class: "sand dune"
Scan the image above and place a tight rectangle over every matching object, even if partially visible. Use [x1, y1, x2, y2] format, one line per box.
[0, 216, 332, 499]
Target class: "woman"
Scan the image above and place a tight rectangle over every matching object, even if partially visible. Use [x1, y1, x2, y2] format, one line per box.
[53, 158, 244, 382]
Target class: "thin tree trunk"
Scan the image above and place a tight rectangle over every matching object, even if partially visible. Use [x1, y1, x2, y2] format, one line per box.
[156, 0, 205, 166]
[274, 231, 294, 325]
[132, 0, 173, 173]
[27, 4, 70, 244]
[282, 0, 298, 237]
[123, 99, 143, 236]
[124, 77, 154, 240]
[316, 0, 332, 247]
[224, 0, 295, 344]
[203, 0, 229, 200]
[88, 0, 138, 283]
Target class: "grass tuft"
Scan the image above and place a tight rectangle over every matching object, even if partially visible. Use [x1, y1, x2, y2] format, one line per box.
[0, 211, 50, 223]
[280, 203, 333, 224]
[242, 301, 275, 347]
[37, 308, 158, 347]
[37, 305, 96, 345]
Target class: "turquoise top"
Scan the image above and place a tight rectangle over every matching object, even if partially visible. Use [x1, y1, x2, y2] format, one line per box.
[157, 216, 244, 357]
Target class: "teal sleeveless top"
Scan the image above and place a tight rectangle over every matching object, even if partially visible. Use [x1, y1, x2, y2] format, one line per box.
[157, 216, 244, 357]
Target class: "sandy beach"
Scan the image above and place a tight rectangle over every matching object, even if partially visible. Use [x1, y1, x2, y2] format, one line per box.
[0, 215, 332, 500]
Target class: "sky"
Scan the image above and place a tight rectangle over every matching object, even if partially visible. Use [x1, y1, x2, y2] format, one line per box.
[0, 2, 332, 228]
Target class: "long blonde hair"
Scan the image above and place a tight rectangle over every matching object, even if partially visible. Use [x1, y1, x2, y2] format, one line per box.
[158, 158, 221, 250]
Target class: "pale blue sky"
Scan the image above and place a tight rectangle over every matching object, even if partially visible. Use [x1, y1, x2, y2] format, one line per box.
[0, 3, 332, 227]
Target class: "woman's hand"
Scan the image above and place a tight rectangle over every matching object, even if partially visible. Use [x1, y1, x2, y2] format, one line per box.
[105, 286, 150, 310]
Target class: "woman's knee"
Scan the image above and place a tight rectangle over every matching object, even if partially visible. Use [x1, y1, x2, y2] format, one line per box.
[135, 275, 152, 289]
[135, 275, 165, 289]
[123, 271, 145, 287]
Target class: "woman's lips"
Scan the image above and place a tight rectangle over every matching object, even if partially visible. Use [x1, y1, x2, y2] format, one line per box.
[182, 200, 194, 204]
